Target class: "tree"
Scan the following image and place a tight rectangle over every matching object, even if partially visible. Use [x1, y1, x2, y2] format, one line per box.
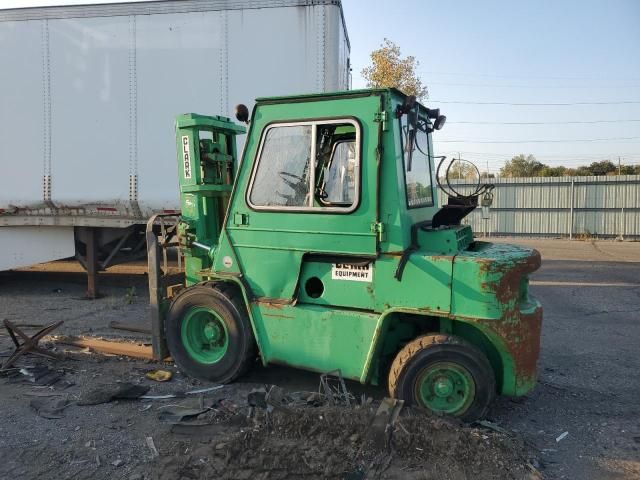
[586, 160, 616, 176]
[620, 164, 640, 175]
[539, 165, 567, 177]
[447, 160, 478, 180]
[361, 39, 428, 100]
[500, 154, 545, 177]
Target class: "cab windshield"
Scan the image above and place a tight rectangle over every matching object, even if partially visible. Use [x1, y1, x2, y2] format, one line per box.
[400, 111, 434, 208]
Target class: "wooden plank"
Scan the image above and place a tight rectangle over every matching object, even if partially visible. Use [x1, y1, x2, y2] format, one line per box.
[56, 336, 171, 361]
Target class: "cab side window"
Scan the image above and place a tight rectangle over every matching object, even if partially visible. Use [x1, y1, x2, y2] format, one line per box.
[249, 125, 311, 207]
[248, 120, 360, 212]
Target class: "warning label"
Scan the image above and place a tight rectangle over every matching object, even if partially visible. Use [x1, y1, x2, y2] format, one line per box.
[331, 263, 373, 282]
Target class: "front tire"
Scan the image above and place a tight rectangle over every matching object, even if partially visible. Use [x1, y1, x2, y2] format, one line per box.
[388, 334, 496, 421]
[165, 283, 255, 383]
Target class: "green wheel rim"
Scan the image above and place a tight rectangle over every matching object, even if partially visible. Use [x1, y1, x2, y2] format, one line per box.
[415, 361, 475, 415]
[181, 307, 229, 364]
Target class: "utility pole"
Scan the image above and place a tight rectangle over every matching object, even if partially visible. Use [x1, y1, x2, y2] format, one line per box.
[618, 156, 622, 175]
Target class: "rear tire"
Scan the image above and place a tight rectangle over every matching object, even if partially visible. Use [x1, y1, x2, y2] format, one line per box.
[165, 283, 255, 383]
[388, 334, 495, 421]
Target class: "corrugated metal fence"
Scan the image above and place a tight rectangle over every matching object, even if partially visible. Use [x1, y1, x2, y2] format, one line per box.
[439, 175, 640, 239]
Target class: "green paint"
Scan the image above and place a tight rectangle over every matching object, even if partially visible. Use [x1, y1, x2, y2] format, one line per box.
[181, 307, 229, 364]
[170, 89, 543, 405]
[416, 362, 475, 415]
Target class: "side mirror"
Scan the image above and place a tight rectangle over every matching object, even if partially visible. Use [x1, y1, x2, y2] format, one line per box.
[427, 108, 440, 120]
[235, 104, 249, 124]
[434, 115, 446, 131]
[395, 95, 417, 118]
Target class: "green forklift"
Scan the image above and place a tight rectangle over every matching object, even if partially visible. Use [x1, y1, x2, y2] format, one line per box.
[146, 89, 542, 421]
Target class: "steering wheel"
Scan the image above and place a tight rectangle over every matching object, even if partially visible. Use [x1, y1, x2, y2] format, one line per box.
[278, 171, 309, 205]
[278, 171, 307, 193]
[279, 171, 304, 183]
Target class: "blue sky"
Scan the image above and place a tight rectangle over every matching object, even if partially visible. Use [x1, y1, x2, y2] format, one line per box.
[343, 0, 640, 172]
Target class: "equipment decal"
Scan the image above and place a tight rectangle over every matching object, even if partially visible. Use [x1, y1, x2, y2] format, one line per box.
[331, 263, 373, 282]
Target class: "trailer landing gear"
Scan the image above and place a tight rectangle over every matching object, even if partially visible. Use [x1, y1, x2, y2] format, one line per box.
[85, 227, 99, 299]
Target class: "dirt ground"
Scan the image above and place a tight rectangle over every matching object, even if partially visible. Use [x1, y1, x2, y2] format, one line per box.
[1, 238, 639, 479]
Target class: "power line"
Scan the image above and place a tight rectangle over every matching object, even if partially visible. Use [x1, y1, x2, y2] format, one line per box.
[430, 99, 640, 106]
[437, 156, 640, 169]
[452, 158, 640, 167]
[448, 119, 640, 125]
[438, 136, 640, 144]
[419, 70, 640, 82]
[428, 81, 640, 89]
[441, 150, 640, 159]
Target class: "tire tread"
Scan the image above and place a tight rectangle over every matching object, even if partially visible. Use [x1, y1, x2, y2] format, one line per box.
[165, 281, 255, 383]
[388, 333, 496, 421]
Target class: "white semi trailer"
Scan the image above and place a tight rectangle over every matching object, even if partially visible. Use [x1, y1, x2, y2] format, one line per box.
[0, 0, 350, 295]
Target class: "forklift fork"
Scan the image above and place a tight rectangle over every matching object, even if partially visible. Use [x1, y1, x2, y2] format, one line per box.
[146, 213, 181, 360]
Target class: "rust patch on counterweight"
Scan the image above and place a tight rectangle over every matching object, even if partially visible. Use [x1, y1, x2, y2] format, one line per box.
[479, 249, 541, 304]
[479, 307, 543, 391]
[476, 248, 543, 392]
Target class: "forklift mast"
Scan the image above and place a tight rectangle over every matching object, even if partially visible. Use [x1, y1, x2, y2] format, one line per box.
[174, 114, 246, 283]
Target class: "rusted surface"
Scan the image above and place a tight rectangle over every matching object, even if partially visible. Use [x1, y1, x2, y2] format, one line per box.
[495, 250, 542, 303]
[380, 251, 405, 257]
[483, 249, 542, 392]
[479, 249, 542, 305]
[478, 306, 543, 393]
[429, 255, 456, 262]
[459, 246, 543, 394]
[253, 297, 294, 310]
[261, 312, 295, 320]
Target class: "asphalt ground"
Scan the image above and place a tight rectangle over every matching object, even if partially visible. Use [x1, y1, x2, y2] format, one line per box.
[1, 238, 639, 479]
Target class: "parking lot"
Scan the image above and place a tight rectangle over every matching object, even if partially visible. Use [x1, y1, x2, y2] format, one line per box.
[1, 238, 639, 479]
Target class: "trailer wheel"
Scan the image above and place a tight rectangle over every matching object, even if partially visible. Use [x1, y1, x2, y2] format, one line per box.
[388, 334, 495, 421]
[165, 283, 255, 383]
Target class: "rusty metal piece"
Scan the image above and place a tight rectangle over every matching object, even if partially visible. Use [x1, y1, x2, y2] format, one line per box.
[1, 319, 63, 370]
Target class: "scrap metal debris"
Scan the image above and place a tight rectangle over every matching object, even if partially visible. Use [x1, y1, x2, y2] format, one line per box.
[10, 365, 65, 386]
[78, 383, 150, 405]
[477, 419, 511, 435]
[140, 384, 224, 400]
[154, 377, 535, 480]
[145, 437, 160, 458]
[30, 397, 72, 419]
[1, 319, 63, 370]
[158, 405, 211, 423]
